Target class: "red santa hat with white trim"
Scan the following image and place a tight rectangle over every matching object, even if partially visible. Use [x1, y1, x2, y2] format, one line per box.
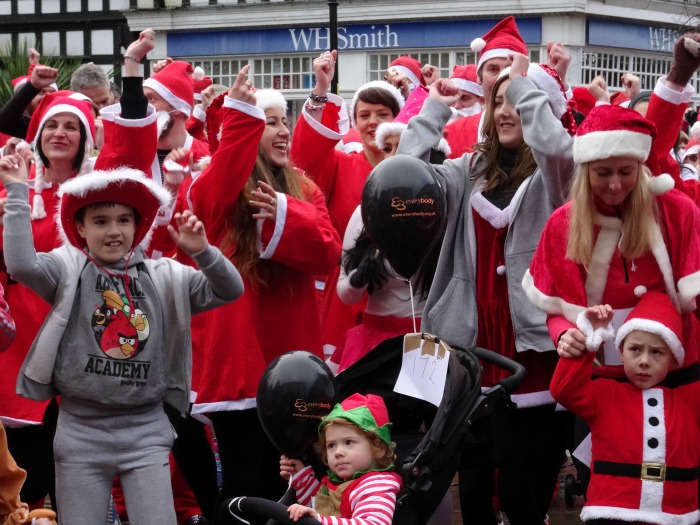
[349, 81, 404, 126]
[450, 64, 483, 97]
[470, 16, 528, 72]
[143, 61, 195, 117]
[388, 56, 426, 91]
[192, 66, 213, 102]
[683, 121, 700, 160]
[615, 292, 685, 366]
[574, 104, 674, 194]
[25, 90, 96, 220]
[58, 107, 171, 251]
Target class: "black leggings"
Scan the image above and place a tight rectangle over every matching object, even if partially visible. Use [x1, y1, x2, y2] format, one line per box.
[459, 405, 572, 525]
[165, 403, 219, 519]
[210, 409, 287, 518]
[5, 399, 59, 508]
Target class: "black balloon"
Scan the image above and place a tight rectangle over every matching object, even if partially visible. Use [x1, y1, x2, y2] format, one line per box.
[257, 351, 337, 458]
[361, 155, 446, 279]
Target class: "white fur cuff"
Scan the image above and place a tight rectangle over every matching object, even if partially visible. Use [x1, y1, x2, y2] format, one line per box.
[576, 311, 615, 352]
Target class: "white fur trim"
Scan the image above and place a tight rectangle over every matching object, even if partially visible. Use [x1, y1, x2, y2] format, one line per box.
[521, 269, 586, 324]
[303, 92, 349, 140]
[223, 96, 265, 120]
[350, 81, 405, 126]
[436, 137, 452, 156]
[526, 64, 567, 118]
[476, 48, 513, 71]
[452, 78, 483, 96]
[374, 122, 407, 150]
[581, 506, 699, 525]
[640, 388, 666, 514]
[254, 89, 287, 112]
[509, 389, 555, 408]
[691, 122, 700, 140]
[31, 194, 46, 220]
[634, 285, 647, 297]
[193, 66, 205, 81]
[677, 271, 700, 312]
[575, 311, 615, 351]
[615, 319, 684, 365]
[191, 398, 257, 413]
[470, 191, 511, 229]
[585, 214, 622, 306]
[58, 167, 172, 209]
[257, 192, 287, 259]
[573, 130, 652, 164]
[470, 37, 486, 53]
[648, 221, 682, 311]
[142, 78, 191, 117]
[684, 145, 700, 158]
[646, 173, 675, 195]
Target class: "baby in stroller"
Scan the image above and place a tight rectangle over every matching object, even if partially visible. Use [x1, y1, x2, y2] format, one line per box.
[279, 393, 402, 525]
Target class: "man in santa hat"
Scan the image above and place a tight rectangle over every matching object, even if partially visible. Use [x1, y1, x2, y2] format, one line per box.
[448, 64, 484, 120]
[444, 17, 571, 158]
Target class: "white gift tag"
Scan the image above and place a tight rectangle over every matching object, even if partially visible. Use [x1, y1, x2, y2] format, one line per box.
[394, 333, 450, 407]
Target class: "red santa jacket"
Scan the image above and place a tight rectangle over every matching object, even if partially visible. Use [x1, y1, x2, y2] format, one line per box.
[551, 352, 700, 525]
[443, 111, 481, 159]
[523, 190, 700, 373]
[188, 97, 341, 413]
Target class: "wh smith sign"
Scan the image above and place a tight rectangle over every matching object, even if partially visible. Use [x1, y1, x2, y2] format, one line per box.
[168, 18, 541, 56]
[588, 19, 680, 53]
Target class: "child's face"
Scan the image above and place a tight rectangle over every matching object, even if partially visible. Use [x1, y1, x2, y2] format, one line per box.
[621, 330, 676, 389]
[76, 204, 136, 264]
[324, 424, 375, 480]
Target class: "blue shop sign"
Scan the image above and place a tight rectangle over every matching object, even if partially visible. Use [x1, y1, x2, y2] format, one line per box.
[588, 19, 678, 53]
[168, 18, 541, 56]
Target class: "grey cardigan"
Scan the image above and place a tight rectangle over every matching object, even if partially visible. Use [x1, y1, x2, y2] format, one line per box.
[396, 74, 574, 353]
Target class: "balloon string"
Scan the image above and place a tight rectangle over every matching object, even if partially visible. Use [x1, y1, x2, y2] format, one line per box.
[408, 279, 417, 333]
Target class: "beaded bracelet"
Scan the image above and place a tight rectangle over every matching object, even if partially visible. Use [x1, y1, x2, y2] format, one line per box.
[305, 100, 325, 112]
[123, 53, 141, 64]
[309, 91, 328, 103]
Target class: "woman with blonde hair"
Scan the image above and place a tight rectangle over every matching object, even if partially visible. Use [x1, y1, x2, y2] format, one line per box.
[524, 103, 700, 377]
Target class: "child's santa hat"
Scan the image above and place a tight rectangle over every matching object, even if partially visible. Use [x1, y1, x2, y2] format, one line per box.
[570, 86, 596, 118]
[450, 64, 483, 97]
[683, 121, 700, 161]
[58, 105, 170, 251]
[388, 56, 426, 91]
[615, 292, 685, 366]
[192, 66, 213, 102]
[321, 393, 392, 446]
[349, 81, 404, 126]
[470, 16, 528, 72]
[25, 91, 96, 220]
[143, 61, 195, 117]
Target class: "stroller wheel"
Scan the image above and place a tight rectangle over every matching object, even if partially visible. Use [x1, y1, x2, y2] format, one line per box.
[564, 474, 578, 508]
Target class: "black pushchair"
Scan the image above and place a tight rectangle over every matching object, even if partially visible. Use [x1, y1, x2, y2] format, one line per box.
[219, 333, 525, 525]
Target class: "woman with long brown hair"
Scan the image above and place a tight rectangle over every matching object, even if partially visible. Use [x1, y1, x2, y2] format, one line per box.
[398, 51, 575, 525]
[188, 66, 341, 506]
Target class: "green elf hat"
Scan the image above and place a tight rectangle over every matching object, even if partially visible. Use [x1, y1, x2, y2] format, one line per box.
[320, 393, 392, 446]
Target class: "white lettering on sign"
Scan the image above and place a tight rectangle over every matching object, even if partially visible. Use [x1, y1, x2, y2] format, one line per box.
[648, 26, 679, 52]
[289, 25, 399, 52]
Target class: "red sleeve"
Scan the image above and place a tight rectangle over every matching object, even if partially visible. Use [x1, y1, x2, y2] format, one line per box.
[189, 99, 264, 245]
[549, 351, 599, 422]
[547, 314, 574, 346]
[290, 104, 344, 198]
[259, 185, 341, 275]
[289, 466, 320, 507]
[186, 113, 207, 142]
[322, 472, 402, 525]
[645, 92, 686, 177]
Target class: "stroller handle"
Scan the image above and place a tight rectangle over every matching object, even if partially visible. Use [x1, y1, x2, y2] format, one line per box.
[220, 494, 319, 525]
[471, 346, 527, 395]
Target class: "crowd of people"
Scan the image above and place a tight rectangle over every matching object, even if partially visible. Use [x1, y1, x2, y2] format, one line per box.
[0, 13, 698, 525]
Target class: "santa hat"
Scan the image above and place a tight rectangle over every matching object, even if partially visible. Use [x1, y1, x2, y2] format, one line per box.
[26, 91, 96, 220]
[374, 121, 407, 150]
[192, 66, 213, 102]
[349, 81, 404, 126]
[470, 16, 528, 71]
[143, 61, 195, 117]
[321, 393, 392, 446]
[388, 56, 426, 91]
[684, 122, 700, 160]
[11, 75, 28, 92]
[450, 64, 483, 97]
[205, 92, 226, 154]
[573, 104, 656, 164]
[570, 87, 596, 118]
[254, 89, 287, 112]
[614, 292, 685, 366]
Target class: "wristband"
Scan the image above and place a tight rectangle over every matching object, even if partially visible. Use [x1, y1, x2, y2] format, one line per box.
[124, 53, 141, 64]
[305, 100, 325, 112]
[309, 91, 328, 103]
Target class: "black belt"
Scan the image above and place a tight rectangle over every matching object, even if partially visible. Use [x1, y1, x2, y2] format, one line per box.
[594, 460, 699, 482]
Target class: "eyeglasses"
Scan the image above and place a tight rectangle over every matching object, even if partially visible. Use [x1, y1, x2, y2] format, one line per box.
[686, 154, 699, 162]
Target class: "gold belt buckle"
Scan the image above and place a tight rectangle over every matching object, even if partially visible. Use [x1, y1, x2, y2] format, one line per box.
[641, 462, 666, 481]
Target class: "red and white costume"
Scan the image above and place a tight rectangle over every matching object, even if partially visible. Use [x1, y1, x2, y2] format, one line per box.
[551, 351, 700, 525]
[524, 191, 700, 373]
[189, 97, 341, 414]
[290, 466, 402, 525]
[443, 111, 482, 159]
[291, 95, 373, 359]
